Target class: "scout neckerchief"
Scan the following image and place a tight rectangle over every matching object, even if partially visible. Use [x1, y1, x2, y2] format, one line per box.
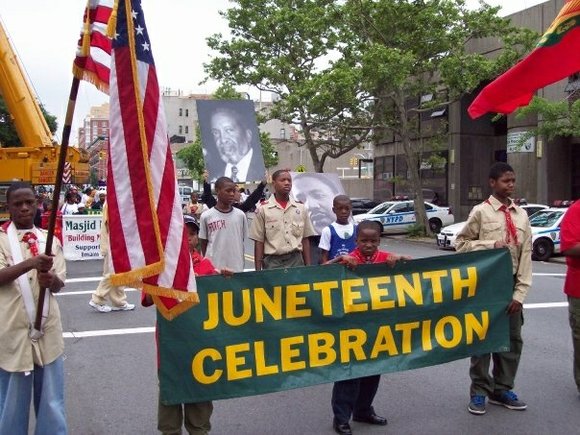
[486, 199, 519, 245]
[6, 222, 50, 340]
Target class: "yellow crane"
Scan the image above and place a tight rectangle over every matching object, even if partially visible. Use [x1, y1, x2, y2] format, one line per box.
[0, 21, 89, 221]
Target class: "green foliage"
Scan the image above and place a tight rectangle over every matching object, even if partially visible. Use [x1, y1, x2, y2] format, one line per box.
[176, 127, 205, 180]
[205, 0, 372, 172]
[406, 223, 427, 238]
[516, 96, 580, 141]
[0, 95, 58, 146]
[204, 0, 536, 233]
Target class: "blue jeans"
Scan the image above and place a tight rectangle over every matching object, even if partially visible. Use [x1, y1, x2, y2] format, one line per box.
[0, 356, 67, 435]
[331, 375, 381, 424]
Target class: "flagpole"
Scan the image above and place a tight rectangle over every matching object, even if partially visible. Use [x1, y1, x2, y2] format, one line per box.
[34, 77, 81, 332]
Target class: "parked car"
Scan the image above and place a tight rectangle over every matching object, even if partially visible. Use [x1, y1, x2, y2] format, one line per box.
[353, 200, 454, 234]
[350, 198, 379, 215]
[530, 207, 568, 261]
[436, 203, 549, 250]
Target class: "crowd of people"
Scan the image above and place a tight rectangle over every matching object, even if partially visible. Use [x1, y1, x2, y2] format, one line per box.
[0, 162, 578, 435]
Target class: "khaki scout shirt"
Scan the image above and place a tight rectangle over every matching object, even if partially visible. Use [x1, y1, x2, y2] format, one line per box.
[0, 228, 66, 372]
[249, 196, 316, 256]
[456, 195, 532, 303]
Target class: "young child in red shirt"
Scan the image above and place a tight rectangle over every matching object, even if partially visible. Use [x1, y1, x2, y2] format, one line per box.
[142, 214, 232, 435]
[325, 220, 411, 435]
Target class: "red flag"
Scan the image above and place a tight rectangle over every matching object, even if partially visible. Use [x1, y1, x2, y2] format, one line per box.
[75, 0, 198, 319]
[73, 0, 114, 94]
[468, 0, 580, 119]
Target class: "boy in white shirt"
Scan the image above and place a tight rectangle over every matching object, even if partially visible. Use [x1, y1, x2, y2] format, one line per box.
[318, 195, 357, 263]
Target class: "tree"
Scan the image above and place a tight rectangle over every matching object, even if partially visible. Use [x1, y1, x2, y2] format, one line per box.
[176, 83, 279, 179]
[337, 0, 537, 235]
[515, 96, 580, 142]
[0, 95, 58, 146]
[204, 0, 372, 172]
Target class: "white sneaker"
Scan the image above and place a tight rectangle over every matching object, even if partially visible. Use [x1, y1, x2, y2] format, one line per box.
[89, 300, 112, 313]
[111, 302, 135, 311]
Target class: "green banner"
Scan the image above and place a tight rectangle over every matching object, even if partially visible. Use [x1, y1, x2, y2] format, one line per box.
[158, 249, 513, 405]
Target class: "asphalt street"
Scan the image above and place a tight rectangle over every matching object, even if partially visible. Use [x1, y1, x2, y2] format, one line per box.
[53, 237, 578, 435]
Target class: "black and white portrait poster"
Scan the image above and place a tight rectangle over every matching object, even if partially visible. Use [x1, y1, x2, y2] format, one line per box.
[197, 100, 266, 183]
[291, 172, 345, 235]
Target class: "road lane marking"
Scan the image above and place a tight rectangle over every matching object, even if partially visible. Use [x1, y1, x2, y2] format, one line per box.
[63, 327, 154, 338]
[532, 273, 566, 277]
[65, 277, 102, 283]
[524, 302, 568, 309]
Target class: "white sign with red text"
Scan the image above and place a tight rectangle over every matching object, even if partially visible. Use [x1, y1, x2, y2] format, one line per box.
[62, 215, 103, 261]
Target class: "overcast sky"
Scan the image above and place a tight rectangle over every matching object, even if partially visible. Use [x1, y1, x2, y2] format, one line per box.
[0, 0, 549, 144]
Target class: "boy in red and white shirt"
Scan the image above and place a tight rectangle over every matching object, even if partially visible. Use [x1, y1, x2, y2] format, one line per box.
[325, 220, 410, 435]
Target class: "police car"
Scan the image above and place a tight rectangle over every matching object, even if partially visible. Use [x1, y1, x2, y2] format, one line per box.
[353, 200, 454, 234]
[530, 207, 570, 261]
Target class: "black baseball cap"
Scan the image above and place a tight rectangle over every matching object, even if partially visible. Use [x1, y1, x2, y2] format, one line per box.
[183, 215, 200, 231]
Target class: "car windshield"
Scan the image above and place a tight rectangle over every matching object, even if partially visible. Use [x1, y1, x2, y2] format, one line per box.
[368, 202, 396, 214]
[529, 210, 564, 228]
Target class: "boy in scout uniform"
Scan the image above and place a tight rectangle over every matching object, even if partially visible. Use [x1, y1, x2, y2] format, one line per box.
[456, 162, 532, 416]
[250, 170, 316, 270]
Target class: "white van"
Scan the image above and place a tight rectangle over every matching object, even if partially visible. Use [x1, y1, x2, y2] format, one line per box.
[178, 185, 194, 207]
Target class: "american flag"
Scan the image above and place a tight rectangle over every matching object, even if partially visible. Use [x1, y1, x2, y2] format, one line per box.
[75, 0, 198, 319]
[73, 0, 114, 93]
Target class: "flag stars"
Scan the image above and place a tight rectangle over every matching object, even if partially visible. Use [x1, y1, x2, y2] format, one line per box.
[131, 9, 138, 20]
[142, 41, 150, 51]
[136, 25, 144, 35]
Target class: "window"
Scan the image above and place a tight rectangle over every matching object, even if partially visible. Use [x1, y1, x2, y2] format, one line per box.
[185, 109, 189, 117]
[178, 125, 183, 134]
[179, 108, 183, 116]
[185, 126, 189, 134]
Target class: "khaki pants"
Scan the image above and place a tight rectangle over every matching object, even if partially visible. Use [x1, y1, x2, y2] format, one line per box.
[263, 251, 304, 270]
[568, 296, 580, 393]
[469, 311, 523, 396]
[90, 253, 128, 307]
[158, 390, 213, 435]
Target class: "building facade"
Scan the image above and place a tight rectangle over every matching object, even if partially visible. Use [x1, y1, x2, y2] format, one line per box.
[373, 0, 579, 220]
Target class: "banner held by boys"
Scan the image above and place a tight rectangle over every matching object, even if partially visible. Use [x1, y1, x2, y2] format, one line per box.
[159, 249, 513, 405]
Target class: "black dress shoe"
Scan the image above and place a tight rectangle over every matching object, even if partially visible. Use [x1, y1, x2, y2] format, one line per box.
[352, 412, 388, 426]
[333, 421, 353, 435]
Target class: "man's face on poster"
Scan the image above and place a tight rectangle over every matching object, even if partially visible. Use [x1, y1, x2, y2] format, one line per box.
[210, 111, 252, 164]
[294, 176, 337, 234]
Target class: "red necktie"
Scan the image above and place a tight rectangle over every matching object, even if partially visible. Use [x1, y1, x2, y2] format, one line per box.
[22, 232, 40, 257]
[499, 205, 519, 245]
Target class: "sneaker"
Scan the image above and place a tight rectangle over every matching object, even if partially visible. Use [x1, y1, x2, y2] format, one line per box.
[468, 395, 486, 415]
[111, 302, 135, 311]
[489, 390, 527, 410]
[89, 300, 112, 313]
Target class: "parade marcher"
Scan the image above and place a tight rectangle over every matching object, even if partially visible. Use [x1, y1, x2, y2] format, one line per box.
[41, 200, 63, 244]
[142, 215, 232, 435]
[183, 192, 207, 220]
[560, 199, 580, 394]
[60, 191, 79, 215]
[199, 176, 247, 273]
[456, 162, 532, 415]
[249, 169, 316, 270]
[91, 192, 107, 211]
[201, 170, 267, 213]
[0, 182, 68, 435]
[319, 195, 357, 264]
[325, 220, 410, 435]
[89, 203, 135, 313]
